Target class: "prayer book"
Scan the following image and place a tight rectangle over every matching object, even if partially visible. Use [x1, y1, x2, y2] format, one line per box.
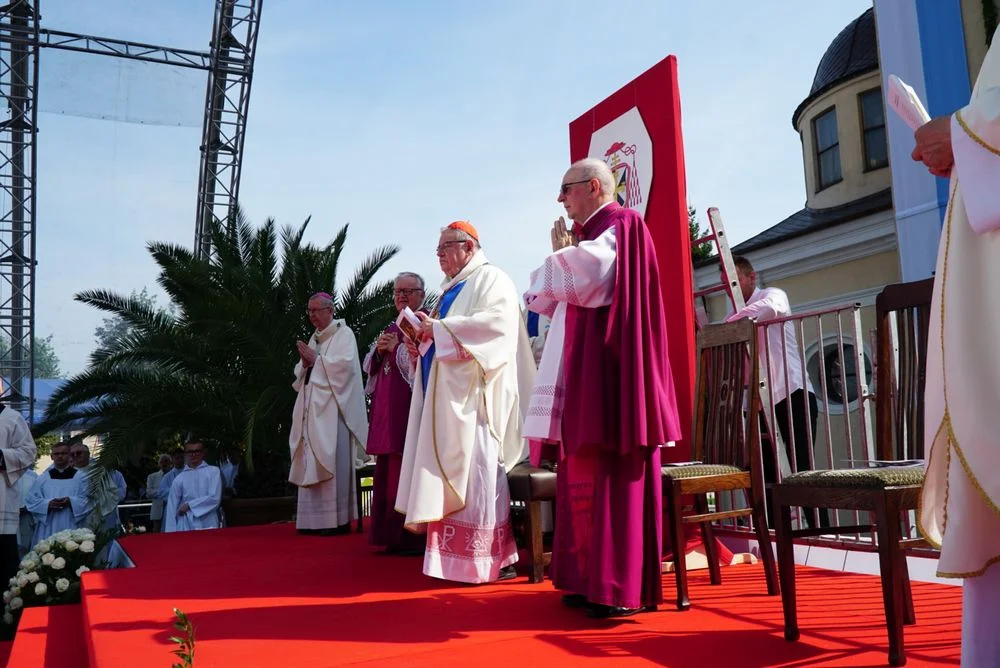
[887, 74, 930, 131]
[396, 306, 432, 356]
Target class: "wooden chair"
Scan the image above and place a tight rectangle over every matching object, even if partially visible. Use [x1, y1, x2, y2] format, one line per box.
[772, 277, 933, 667]
[354, 463, 376, 533]
[507, 461, 557, 583]
[662, 318, 779, 610]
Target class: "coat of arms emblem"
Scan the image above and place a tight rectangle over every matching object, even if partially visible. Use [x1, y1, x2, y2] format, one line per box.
[603, 141, 643, 210]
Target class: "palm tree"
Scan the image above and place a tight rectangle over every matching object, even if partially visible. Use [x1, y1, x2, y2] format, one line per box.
[34, 214, 399, 497]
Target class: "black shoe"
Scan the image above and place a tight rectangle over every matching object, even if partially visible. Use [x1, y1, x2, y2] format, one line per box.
[561, 594, 588, 608]
[586, 604, 656, 619]
[496, 566, 517, 581]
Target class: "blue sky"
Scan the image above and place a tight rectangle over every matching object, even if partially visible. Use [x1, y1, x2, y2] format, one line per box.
[36, 0, 874, 374]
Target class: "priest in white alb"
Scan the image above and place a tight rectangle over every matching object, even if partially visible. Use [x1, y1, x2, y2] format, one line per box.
[163, 439, 222, 532]
[914, 24, 1000, 668]
[289, 292, 369, 536]
[0, 403, 37, 584]
[396, 221, 535, 584]
[25, 440, 77, 545]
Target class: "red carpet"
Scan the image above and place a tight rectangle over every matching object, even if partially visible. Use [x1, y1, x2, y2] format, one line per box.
[71, 525, 959, 667]
[6, 604, 87, 668]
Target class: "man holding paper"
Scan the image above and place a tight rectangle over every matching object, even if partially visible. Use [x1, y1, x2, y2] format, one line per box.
[362, 272, 427, 554]
[289, 292, 369, 536]
[912, 25, 1000, 666]
[395, 221, 535, 584]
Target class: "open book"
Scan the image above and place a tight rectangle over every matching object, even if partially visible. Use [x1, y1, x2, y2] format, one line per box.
[395, 306, 433, 356]
[887, 74, 930, 131]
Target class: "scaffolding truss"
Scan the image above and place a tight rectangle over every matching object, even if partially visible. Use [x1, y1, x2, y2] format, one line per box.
[0, 0, 262, 418]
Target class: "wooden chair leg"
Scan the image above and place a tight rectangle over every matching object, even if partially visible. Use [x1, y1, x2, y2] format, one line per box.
[665, 481, 690, 610]
[774, 492, 799, 642]
[526, 500, 544, 584]
[901, 547, 916, 625]
[875, 497, 907, 667]
[751, 482, 778, 597]
[694, 494, 721, 585]
[355, 476, 364, 533]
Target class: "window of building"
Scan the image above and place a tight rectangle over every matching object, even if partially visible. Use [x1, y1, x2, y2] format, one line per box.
[812, 107, 841, 191]
[805, 337, 873, 415]
[859, 88, 889, 171]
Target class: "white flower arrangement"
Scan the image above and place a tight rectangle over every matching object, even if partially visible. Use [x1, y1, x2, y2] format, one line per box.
[2, 527, 103, 633]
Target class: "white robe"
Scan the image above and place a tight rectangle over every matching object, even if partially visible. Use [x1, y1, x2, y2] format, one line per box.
[164, 462, 222, 532]
[0, 407, 37, 535]
[146, 470, 166, 521]
[25, 468, 78, 546]
[395, 251, 536, 583]
[288, 319, 369, 530]
[523, 227, 617, 443]
[70, 466, 126, 534]
[16, 469, 37, 554]
[917, 25, 1000, 668]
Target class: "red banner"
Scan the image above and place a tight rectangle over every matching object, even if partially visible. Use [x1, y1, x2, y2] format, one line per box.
[568, 55, 695, 460]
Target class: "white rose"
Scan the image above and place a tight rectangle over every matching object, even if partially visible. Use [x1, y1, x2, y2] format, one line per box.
[34, 541, 50, 555]
[33, 583, 46, 596]
[41, 553, 54, 566]
[51, 557, 66, 571]
[25, 572, 38, 584]
[9, 597, 22, 611]
[79, 540, 95, 554]
[2, 612, 11, 625]
[73, 529, 95, 542]
[55, 578, 70, 593]
[10, 586, 20, 597]
[75, 566, 90, 577]
[63, 540, 79, 552]
[15, 576, 27, 589]
[2, 591, 9, 604]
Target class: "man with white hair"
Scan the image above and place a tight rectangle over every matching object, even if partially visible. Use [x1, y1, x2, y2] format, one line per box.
[68, 441, 127, 534]
[363, 271, 427, 555]
[524, 158, 681, 618]
[396, 221, 536, 584]
[289, 292, 369, 536]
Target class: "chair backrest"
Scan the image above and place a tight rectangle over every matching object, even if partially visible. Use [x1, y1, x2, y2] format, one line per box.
[692, 319, 760, 471]
[875, 278, 934, 461]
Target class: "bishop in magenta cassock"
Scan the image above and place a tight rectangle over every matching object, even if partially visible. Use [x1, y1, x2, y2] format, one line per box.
[525, 158, 681, 618]
[362, 271, 427, 554]
[395, 221, 536, 584]
[914, 24, 1000, 667]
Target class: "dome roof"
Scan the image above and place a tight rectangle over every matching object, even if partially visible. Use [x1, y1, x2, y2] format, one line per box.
[792, 8, 879, 127]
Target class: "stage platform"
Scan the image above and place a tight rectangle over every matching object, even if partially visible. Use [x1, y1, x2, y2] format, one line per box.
[5, 524, 960, 667]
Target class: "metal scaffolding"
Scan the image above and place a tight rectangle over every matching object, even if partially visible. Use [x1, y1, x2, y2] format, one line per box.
[0, 0, 262, 418]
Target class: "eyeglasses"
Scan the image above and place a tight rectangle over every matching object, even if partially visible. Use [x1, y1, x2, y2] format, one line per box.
[306, 307, 332, 314]
[393, 288, 423, 296]
[559, 179, 592, 195]
[184, 448, 204, 455]
[435, 240, 467, 254]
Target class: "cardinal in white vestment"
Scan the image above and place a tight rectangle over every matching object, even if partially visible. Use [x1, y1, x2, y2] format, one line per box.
[25, 441, 77, 546]
[0, 404, 37, 584]
[914, 24, 1000, 667]
[164, 440, 223, 532]
[289, 292, 369, 535]
[395, 221, 536, 584]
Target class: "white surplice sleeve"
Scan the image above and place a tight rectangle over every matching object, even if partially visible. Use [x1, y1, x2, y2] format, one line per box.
[164, 475, 182, 532]
[951, 65, 1000, 234]
[523, 227, 618, 314]
[395, 343, 416, 387]
[188, 467, 222, 520]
